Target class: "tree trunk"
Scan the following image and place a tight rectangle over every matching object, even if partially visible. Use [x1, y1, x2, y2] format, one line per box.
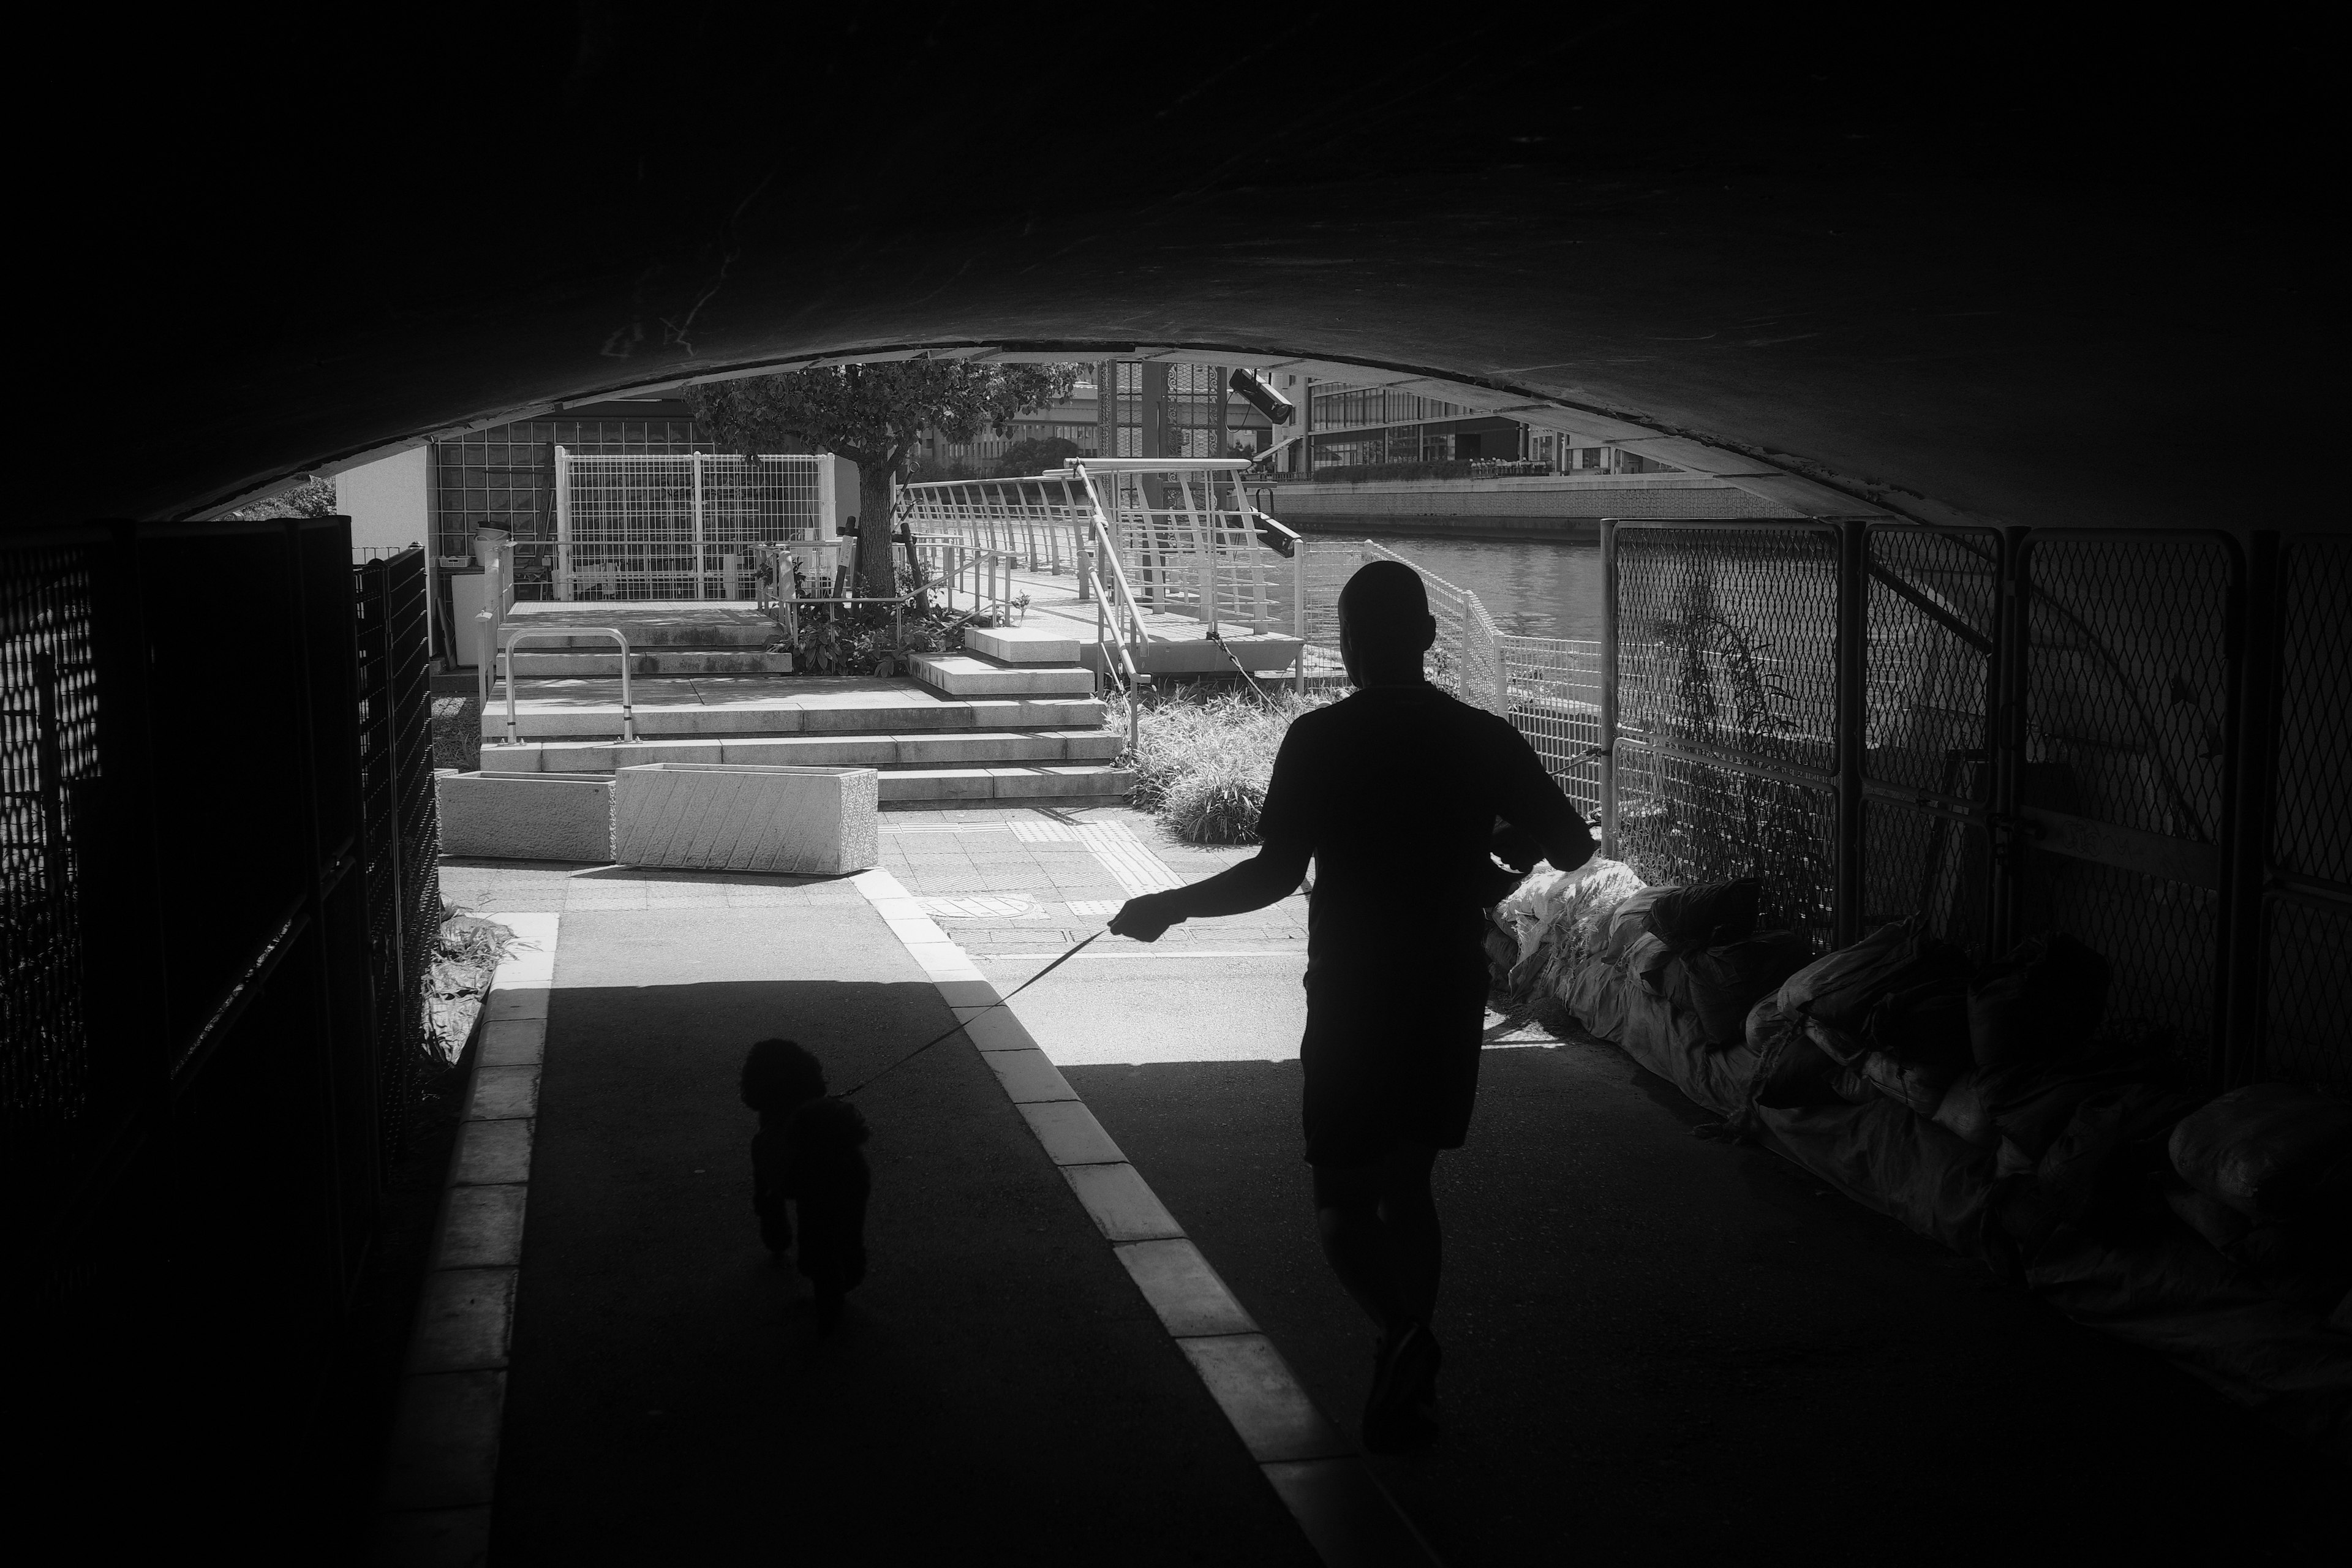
[860, 463, 899, 599]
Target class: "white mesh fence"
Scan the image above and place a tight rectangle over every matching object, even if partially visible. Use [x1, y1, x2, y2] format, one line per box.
[535, 451, 829, 600]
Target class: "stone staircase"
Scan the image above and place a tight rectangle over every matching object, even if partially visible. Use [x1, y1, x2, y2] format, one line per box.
[472, 604, 1131, 809]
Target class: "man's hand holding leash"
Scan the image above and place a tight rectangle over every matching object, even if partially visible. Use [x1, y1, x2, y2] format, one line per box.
[1108, 893, 1186, 943]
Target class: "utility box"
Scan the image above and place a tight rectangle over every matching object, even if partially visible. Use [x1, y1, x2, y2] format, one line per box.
[612, 763, 878, 875]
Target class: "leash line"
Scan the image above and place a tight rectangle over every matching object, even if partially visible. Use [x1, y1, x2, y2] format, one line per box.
[842, 927, 1109, 1097]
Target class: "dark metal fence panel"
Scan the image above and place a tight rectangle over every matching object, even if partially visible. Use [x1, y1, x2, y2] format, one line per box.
[1605, 522, 1842, 947]
[354, 548, 441, 1169]
[2260, 532, 2350, 1084]
[1858, 526, 2005, 958]
[2, 539, 107, 1215]
[2013, 533, 2239, 1079]
[7, 518, 439, 1325]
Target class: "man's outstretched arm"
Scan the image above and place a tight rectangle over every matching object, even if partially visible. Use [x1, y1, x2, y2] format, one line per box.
[1108, 837, 1308, 941]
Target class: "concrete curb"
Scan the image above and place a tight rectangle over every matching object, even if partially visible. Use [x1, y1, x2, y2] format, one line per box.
[850, 870, 1443, 1568]
[371, 913, 561, 1568]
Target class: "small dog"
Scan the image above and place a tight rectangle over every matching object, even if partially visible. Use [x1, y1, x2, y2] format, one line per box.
[740, 1038, 871, 1333]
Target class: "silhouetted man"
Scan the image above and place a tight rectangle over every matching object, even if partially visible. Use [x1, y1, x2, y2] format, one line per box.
[1110, 560, 1595, 1451]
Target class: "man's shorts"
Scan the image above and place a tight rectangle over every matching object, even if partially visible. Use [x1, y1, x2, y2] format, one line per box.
[1299, 958, 1489, 1168]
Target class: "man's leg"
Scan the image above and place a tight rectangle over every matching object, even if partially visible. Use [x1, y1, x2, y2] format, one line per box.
[1311, 1142, 1441, 1336]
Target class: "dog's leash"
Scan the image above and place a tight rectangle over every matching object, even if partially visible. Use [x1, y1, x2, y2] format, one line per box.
[840, 927, 1109, 1098]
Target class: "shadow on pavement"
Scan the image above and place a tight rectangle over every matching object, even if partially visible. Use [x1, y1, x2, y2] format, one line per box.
[1066, 1042, 2342, 1564]
[490, 976, 1315, 1566]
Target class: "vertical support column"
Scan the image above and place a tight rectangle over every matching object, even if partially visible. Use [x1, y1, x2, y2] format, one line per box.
[1599, 519, 1619, 859]
[1493, 629, 1510, 716]
[690, 453, 706, 600]
[2220, 530, 2277, 1089]
[1096, 361, 1118, 462]
[1988, 527, 2031, 954]
[552, 445, 571, 603]
[1833, 518, 1869, 949]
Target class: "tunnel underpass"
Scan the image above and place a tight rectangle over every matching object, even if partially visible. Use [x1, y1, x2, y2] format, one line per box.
[10, 6, 2343, 1562]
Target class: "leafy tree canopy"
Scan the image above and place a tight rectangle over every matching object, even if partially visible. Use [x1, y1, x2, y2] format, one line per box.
[225, 477, 336, 521]
[990, 436, 1085, 478]
[687, 361, 1080, 478]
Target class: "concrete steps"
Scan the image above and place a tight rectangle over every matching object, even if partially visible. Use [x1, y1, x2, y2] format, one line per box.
[910, 650, 1098, 698]
[964, 624, 1083, 664]
[508, 649, 795, 676]
[480, 728, 1121, 773]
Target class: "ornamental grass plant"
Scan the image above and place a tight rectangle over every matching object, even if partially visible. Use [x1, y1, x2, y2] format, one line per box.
[1117, 682, 1334, 844]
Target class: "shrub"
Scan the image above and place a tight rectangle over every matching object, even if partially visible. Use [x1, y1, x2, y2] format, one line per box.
[1119, 683, 1332, 843]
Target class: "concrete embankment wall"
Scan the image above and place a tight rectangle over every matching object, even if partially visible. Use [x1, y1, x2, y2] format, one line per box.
[1262, 476, 1803, 539]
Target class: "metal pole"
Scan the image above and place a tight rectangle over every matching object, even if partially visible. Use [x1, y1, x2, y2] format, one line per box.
[1599, 519, 1619, 859]
[1833, 519, 1869, 948]
[690, 453, 706, 600]
[1988, 527, 2030, 954]
[554, 445, 572, 601]
[2219, 530, 2275, 1088]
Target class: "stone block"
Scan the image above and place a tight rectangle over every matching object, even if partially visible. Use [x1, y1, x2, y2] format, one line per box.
[435, 772, 612, 862]
[965, 624, 1082, 664]
[612, 763, 878, 875]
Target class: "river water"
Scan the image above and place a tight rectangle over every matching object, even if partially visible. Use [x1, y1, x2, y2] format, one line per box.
[1287, 532, 1604, 645]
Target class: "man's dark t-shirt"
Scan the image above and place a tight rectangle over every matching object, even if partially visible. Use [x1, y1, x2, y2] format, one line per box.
[1248, 684, 1594, 1163]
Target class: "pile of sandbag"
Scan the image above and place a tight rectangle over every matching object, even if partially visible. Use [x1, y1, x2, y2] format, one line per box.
[1486, 855, 1647, 1004]
[2166, 1085, 2352, 1312]
[1610, 880, 1815, 1048]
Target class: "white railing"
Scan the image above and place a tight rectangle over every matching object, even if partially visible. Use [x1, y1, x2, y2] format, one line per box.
[908, 534, 1023, 621]
[895, 475, 1095, 599]
[498, 625, 636, 745]
[1071, 459, 1298, 636]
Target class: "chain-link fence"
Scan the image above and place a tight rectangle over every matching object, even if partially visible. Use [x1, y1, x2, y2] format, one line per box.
[2258, 532, 2350, 1082]
[1606, 524, 1843, 946]
[2014, 533, 2239, 1080]
[1859, 526, 2003, 957]
[1590, 518, 2348, 1090]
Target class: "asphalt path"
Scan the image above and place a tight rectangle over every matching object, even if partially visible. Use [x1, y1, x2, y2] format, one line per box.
[487, 894, 1316, 1566]
[1000, 935, 2342, 1565]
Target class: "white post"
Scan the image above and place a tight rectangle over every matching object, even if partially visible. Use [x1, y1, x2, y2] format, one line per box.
[554, 445, 573, 601]
[1494, 628, 1511, 715]
[1293, 540, 1307, 694]
[690, 453, 706, 600]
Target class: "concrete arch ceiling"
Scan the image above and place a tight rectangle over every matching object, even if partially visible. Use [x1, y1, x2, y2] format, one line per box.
[33, 7, 2321, 532]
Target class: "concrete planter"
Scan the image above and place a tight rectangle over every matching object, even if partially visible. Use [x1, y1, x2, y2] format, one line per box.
[612, 763, 878, 875]
[436, 770, 614, 862]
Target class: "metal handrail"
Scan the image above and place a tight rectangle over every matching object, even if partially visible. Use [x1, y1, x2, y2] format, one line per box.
[499, 625, 636, 745]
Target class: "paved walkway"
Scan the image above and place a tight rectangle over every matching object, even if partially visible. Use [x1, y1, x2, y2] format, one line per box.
[454, 876, 1320, 1565]
[439, 807, 2343, 1562]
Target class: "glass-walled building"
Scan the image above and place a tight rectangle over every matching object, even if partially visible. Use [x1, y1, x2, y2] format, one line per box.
[1303, 382, 1678, 476]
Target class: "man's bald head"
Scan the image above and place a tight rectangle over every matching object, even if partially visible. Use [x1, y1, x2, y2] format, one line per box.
[1338, 560, 1434, 653]
[1337, 560, 1437, 686]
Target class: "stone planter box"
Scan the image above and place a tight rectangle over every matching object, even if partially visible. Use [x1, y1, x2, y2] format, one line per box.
[612, 763, 878, 875]
[435, 770, 614, 862]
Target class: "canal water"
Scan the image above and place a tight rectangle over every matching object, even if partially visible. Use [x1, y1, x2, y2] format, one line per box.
[1292, 532, 1604, 644]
